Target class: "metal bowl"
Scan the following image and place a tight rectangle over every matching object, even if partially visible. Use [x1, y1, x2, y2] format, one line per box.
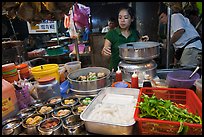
[71, 104, 87, 115]
[37, 104, 54, 118]
[119, 41, 160, 62]
[29, 99, 44, 109]
[67, 67, 111, 93]
[61, 96, 79, 107]
[38, 117, 62, 135]
[2, 117, 23, 135]
[51, 106, 72, 121]
[22, 113, 46, 135]
[17, 107, 36, 120]
[79, 96, 94, 106]
[62, 115, 85, 135]
[46, 96, 62, 108]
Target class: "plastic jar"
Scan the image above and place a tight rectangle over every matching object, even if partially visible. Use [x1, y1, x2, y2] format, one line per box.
[36, 76, 61, 102]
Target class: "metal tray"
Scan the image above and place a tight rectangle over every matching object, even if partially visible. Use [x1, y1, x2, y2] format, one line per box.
[80, 87, 139, 135]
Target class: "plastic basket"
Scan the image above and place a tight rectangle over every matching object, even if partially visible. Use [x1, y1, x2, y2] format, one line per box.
[134, 87, 202, 135]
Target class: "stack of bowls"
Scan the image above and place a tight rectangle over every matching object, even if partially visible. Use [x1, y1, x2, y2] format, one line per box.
[2, 63, 19, 83]
[16, 63, 30, 79]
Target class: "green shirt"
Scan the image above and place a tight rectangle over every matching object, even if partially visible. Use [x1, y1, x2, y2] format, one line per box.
[104, 27, 140, 71]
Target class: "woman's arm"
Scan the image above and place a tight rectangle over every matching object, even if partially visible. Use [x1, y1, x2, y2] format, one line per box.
[101, 39, 112, 56]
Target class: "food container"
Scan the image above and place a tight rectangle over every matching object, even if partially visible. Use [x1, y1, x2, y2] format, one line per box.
[22, 113, 46, 135]
[17, 107, 36, 120]
[194, 79, 202, 101]
[16, 63, 30, 79]
[118, 41, 160, 62]
[2, 63, 19, 83]
[80, 87, 139, 135]
[151, 79, 168, 99]
[65, 61, 81, 74]
[71, 104, 87, 115]
[46, 45, 64, 56]
[38, 117, 63, 135]
[61, 96, 79, 107]
[2, 117, 23, 135]
[79, 96, 95, 106]
[2, 79, 19, 121]
[67, 67, 111, 94]
[166, 70, 200, 88]
[30, 64, 60, 82]
[51, 106, 72, 121]
[29, 99, 44, 109]
[63, 115, 85, 135]
[47, 96, 62, 108]
[111, 81, 131, 88]
[37, 104, 54, 118]
[36, 76, 61, 102]
[134, 87, 202, 135]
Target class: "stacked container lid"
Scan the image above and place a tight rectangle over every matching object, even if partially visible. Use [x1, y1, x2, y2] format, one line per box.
[2, 63, 19, 83]
[16, 63, 30, 79]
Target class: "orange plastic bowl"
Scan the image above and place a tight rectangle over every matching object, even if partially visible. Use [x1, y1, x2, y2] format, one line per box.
[111, 81, 131, 88]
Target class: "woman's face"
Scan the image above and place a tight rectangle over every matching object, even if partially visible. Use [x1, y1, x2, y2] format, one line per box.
[159, 13, 168, 24]
[118, 9, 133, 29]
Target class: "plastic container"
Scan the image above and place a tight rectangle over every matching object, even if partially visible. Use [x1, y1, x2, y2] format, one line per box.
[36, 76, 61, 102]
[16, 63, 30, 79]
[31, 64, 60, 82]
[166, 70, 200, 88]
[112, 81, 131, 88]
[65, 61, 81, 74]
[2, 63, 18, 83]
[131, 72, 138, 88]
[194, 79, 202, 101]
[2, 79, 19, 121]
[46, 46, 64, 56]
[134, 87, 202, 135]
[68, 43, 85, 53]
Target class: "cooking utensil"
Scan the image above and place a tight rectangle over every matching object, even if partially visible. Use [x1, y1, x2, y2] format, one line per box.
[67, 67, 111, 93]
[189, 66, 199, 79]
[2, 117, 23, 135]
[119, 41, 160, 62]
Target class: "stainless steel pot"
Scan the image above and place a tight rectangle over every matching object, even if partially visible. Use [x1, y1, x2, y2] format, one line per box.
[51, 106, 72, 121]
[67, 67, 111, 94]
[119, 60, 157, 84]
[119, 41, 160, 62]
[17, 107, 36, 120]
[2, 117, 23, 135]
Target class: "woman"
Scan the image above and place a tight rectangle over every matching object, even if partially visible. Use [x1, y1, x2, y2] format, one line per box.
[101, 6, 148, 71]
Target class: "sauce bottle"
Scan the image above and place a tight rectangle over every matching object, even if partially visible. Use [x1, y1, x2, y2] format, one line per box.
[143, 74, 152, 87]
[131, 71, 139, 88]
[115, 66, 122, 82]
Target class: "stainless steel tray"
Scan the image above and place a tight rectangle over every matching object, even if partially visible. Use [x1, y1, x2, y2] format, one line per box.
[80, 87, 139, 135]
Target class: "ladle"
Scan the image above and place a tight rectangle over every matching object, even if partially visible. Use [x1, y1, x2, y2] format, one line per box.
[189, 66, 199, 79]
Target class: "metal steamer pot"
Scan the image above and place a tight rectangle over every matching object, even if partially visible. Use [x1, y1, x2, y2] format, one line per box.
[67, 67, 111, 94]
[118, 60, 157, 83]
[119, 41, 160, 63]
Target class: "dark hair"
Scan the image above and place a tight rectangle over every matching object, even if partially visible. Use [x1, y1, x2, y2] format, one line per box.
[108, 17, 116, 22]
[118, 6, 136, 29]
[158, 3, 167, 16]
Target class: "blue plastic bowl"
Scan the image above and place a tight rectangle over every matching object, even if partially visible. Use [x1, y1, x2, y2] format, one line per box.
[114, 82, 128, 88]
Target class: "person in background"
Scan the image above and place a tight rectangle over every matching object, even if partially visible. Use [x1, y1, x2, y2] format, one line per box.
[159, 6, 202, 68]
[101, 17, 117, 33]
[101, 6, 149, 71]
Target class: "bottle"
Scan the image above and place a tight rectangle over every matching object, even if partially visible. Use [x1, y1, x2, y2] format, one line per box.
[131, 71, 139, 88]
[143, 74, 152, 87]
[115, 66, 122, 82]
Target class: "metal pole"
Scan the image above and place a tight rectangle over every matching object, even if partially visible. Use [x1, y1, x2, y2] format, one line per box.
[9, 19, 17, 40]
[166, 7, 172, 69]
[74, 36, 80, 61]
[56, 21, 60, 45]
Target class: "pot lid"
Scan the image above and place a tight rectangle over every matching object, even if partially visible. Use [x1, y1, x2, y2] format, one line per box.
[37, 76, 55, 83]
[119, 60, 157, 72]
[16, 63, 28, 69]
[119, 41, 160, 49]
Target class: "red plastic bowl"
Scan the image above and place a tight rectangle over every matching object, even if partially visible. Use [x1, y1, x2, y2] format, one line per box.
[166, 70, 200, 88]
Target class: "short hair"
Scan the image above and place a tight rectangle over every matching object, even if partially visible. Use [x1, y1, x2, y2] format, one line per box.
[108, 17, 116, 22]
[158, 3, 167, 16]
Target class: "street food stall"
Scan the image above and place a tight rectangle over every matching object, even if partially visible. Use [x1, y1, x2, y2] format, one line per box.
[2, 2, 202, 135]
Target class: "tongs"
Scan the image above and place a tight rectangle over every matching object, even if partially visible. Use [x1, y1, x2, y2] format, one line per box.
[189, 66, 199, 79]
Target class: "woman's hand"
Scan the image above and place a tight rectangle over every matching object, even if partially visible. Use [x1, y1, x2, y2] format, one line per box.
[139, 35, 149, 42]
[102, 39, 112, 56]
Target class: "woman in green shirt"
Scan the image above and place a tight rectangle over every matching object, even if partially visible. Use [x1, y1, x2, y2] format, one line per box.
[101, 6, 148, 71]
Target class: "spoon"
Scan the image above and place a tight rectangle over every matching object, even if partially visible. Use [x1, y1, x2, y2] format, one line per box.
[189, 66, 199, 79]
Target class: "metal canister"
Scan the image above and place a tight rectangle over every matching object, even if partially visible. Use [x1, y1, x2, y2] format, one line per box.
[36, 76, 61, 102]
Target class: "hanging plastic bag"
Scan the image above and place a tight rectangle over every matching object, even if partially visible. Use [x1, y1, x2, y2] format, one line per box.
[73, 3, 90, 29]
[67, 7, 78, 38]
[64, 14, 70, 28]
